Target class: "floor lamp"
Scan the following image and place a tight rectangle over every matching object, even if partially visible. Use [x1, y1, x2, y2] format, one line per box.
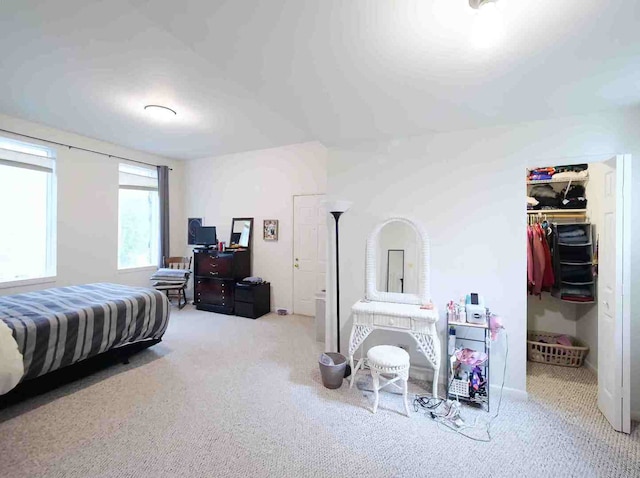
[327, 200, 352, 361]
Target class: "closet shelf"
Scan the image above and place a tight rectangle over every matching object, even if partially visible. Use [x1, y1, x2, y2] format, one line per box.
[526, 209, 587, 214]
[526, 177, 589, 185]
[561, 281, 595, 285]
[558, 242, 592, 247]
[560, 261, 592, 266]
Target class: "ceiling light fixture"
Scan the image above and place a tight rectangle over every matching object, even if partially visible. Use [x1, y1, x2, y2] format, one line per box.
[469, 0, 497, 9]
[469, 0, 504, 50]
[144, 104, 177, 120]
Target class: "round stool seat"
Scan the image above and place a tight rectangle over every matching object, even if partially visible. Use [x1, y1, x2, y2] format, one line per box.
[367, 345, 410, 371]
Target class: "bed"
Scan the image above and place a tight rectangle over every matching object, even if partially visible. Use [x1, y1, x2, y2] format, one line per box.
[0, 283, 170, 394]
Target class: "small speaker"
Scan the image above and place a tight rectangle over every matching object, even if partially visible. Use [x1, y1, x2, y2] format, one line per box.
[188, 218, 202, 245]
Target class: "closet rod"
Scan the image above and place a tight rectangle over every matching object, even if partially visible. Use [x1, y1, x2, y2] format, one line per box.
[0, 127, 173, 170]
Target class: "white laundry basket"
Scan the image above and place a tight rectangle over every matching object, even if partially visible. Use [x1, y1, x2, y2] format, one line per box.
[527, 331, 589, 368]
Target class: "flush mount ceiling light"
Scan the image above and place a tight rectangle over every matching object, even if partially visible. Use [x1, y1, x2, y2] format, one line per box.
[468, 0, 504, 50]
[469, 0, 497, 9]
[144, 104, 177, 120]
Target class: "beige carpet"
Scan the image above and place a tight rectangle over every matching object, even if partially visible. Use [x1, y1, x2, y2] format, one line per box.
[1, 307, 639, 478]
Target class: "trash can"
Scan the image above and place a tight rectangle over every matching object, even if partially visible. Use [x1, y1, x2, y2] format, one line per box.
[318, 352, 347, 389]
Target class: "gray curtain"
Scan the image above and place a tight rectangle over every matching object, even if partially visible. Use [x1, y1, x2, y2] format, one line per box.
[157, 165, 170, 267]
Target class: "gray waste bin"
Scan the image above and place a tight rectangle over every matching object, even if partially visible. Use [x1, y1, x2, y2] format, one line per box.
[318, 352, 347, 389]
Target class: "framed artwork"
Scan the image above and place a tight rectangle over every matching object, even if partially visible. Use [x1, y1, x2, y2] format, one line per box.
[263, 219, 278, 241]
[187, 218, 202, 245]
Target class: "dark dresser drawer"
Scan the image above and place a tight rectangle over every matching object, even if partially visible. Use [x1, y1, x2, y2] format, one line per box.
[234, 282, 270, 319]
[195, 252, 233, 278]
[194, 278, 234, 307]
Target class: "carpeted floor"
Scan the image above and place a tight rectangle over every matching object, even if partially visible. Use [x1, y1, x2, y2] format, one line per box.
[1, 307, 639, 478]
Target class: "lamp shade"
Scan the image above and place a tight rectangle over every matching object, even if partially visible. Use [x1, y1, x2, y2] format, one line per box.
[325, 200, 353, 214]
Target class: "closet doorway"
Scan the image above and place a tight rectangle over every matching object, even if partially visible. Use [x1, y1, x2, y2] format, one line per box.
[525, 155, 632, 433]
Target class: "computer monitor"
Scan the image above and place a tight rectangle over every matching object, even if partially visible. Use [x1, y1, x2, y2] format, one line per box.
[194, 226, 217, 246]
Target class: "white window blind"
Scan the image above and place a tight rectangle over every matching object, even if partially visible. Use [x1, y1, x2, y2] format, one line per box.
[0, 147, 55, 172]
[118, 163, 159, 269]
[0, 139, 56, 283]
[119, 163, 158, 191]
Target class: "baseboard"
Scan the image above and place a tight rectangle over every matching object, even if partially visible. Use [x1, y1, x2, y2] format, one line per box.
[490, 384, 529, 401]
[408, 364, 528, 400]
[584, 358, 597, 375]
[409, 364, 444, 384]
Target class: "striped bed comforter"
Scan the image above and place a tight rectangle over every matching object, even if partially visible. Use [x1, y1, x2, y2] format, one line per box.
[0, 283, 170, 384]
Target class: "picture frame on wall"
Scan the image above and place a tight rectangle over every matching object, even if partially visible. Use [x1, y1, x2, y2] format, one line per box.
[263, 220, 278, 241]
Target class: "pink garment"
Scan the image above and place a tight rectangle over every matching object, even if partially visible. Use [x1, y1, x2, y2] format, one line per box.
[531, 226, 547, 296]
[527, 227, 534, 288]
[489, 314, 503, 341]
[455, 348, 488, 366]
[555, 335, 572, 347]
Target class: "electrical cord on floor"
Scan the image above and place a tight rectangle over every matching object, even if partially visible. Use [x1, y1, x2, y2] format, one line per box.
[414, 329, 509, 443]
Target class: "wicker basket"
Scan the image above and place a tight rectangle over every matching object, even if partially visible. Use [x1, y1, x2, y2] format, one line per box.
[527, 331, 589, 367]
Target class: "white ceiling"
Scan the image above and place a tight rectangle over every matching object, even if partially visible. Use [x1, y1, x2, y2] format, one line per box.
[1, 0, 639, 159]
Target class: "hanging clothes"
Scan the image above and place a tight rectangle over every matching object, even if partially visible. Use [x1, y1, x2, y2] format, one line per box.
[527, 223, 555, 297]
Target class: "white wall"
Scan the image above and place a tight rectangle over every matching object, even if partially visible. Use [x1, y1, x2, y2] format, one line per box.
[0, 113, 186, 295]
[528, 295, 577, 337]
[326, 108, 640, 410]
[184, 141, 327, 312]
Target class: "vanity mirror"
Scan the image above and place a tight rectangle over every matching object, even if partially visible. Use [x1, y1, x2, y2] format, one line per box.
[377, 220, 419, 295]
[366, 217, 429, 305]
[229, 217, 254, 249]
[349, 216, 439, 398]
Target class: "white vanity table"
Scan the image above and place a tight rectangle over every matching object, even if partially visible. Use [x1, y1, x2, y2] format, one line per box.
[348, 217, 441, 398]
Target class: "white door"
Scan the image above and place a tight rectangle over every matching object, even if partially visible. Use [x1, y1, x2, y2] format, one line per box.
[597, 155, 631, 433]
[293, 194, 326, 316]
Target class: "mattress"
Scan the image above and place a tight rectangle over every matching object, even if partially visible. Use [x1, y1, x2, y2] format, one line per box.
[0, 283, 170, 388]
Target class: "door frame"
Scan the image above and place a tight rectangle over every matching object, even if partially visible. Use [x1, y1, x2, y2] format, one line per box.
[524, 153, 632, 433]
[619, 154, 632, 433]
[292, 193, 326, 316]
[386, 249, 405, 293]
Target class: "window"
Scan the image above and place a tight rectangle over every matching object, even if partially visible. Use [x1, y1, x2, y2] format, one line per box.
[0, 138, 56, 283]
[118, 163, 159, 269]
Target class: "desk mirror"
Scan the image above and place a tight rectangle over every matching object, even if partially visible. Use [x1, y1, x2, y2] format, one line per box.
[229, 217, 253, 248]
[366, 217, 430, 305]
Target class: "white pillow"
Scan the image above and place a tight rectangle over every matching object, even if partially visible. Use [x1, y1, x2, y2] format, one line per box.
[0, 320, 23, 395]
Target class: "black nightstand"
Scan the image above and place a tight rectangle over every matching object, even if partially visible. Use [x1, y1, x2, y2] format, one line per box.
[234, 282, 271, 319]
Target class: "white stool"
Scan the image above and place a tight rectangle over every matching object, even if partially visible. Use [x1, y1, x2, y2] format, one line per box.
[367, 345, 411, 417]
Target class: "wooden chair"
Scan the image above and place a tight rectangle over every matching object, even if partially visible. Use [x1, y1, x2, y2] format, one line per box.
[152, 256, 192, 309]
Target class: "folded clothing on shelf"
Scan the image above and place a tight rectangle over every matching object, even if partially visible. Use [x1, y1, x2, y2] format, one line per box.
[561, 295, 594, 303]
[528, 167, 556, 178]
[558, 226, 588, 243]
[558, 226, 586, 237]
[555, 164, 588, 173]
[529, 184, 558, 199]
[560, 286, 593, 302]
[553, 170, 589, 181]
[562, 184, 586, 199]
[560, 197, 587, 209]
[529, 173, 553, 181]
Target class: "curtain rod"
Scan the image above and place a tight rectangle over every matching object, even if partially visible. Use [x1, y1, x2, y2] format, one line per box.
[0, 127, 173, 171]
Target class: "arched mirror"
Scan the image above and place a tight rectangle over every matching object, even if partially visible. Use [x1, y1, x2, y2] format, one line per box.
[366, 217, 430, 305]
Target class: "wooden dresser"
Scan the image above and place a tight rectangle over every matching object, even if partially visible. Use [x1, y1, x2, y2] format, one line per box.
[193, 249, 250, 314]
